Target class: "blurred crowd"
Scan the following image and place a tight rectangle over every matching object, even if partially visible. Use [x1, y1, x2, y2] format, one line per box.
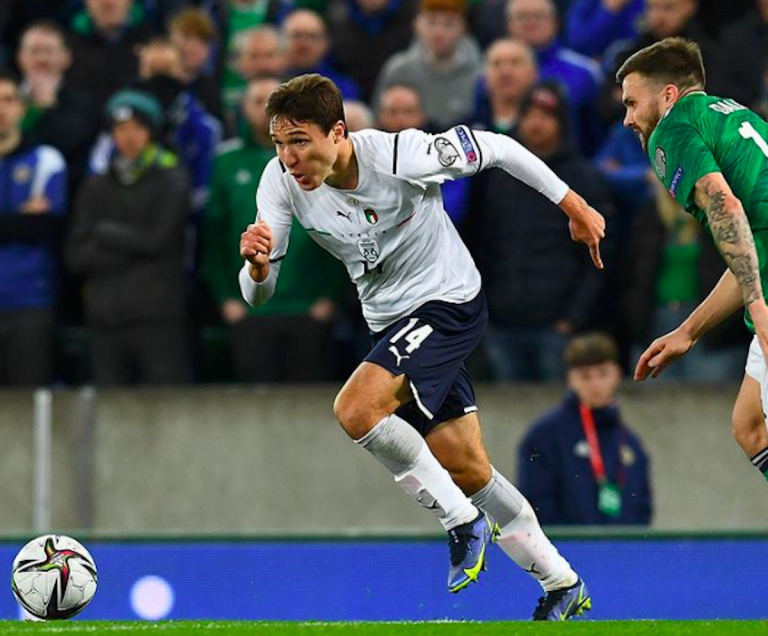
[0, 0, 762, 387]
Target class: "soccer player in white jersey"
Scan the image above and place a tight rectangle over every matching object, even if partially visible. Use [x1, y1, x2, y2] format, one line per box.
[239, 74, 604, 621]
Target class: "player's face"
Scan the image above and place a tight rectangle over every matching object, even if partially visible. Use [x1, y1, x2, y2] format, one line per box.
[567, 362, 621, 409]
[270, 117, 345, 190]
[621, 73, 668, 150]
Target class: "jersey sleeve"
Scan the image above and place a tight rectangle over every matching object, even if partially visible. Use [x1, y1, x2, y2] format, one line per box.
[254, 158, 294, 263]
[393, 126, 484, 186]
[393, 126, 568, 203]
[653, 122, 722, 209]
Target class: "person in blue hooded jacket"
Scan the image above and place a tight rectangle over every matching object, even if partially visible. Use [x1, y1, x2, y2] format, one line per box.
[518, 333, 653, 525]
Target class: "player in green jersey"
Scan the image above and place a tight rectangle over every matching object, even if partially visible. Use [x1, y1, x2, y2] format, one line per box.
[618, 37, 768, 483]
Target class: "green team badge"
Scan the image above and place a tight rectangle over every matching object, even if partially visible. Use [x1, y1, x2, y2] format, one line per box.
[654, 146, 667, 180]
[364, 208, 379, 225]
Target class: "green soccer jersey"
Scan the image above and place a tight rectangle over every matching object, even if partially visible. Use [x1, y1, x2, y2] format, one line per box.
[648, 92, 768, 332]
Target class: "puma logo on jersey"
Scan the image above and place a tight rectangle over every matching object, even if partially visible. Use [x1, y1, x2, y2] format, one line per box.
[388, 345, 410, 366]
[336, 210, 352, 222]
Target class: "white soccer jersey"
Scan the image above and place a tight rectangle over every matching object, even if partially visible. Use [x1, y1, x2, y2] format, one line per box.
[241, 126, 569, 332]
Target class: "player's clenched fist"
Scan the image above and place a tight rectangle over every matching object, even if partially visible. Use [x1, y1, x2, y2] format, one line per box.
[240, 219, 273, 282]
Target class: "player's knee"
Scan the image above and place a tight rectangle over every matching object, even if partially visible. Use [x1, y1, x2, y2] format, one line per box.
[732, 410, 764, 451]
[333, 389, 376, 440]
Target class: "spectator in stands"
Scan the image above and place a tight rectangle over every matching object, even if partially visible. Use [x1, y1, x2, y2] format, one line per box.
[565, 0, 643, 59]
[343, 100, 374, 130]
[470, 38, 538, 135]
[620, 182, 749, 382]
[219, 0, 292, 110]
[203, 77, 348, 382]
[0, 0, 65, 65]
[595, 117, 653, 228]
[373, 0, 482, 129]
[465, 82, 614, 381]
[223, 25, 287, 125]
[89, 38, 222, 216]
[138, 38, 222, 213]
[375, 84, 469, 226]
[66, 90, 192, 385]
[66, 0, 155, 110]
[506, 0, 603, 153]
[601, 0, 723, 126]
[0, 72, 67, 387]
[720, 0, 768, 112]
[376, 83, 430, 132]
[169, 7, 223, 121]
[283, 10, 361, 100]
[469, 0, 573, 48]
[518, 333, 653, 525]
[328, 0, 418, 102]
[16, 20, 99, 189]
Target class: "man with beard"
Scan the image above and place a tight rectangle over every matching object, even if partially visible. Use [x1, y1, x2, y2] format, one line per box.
[619, 37, 768, 485]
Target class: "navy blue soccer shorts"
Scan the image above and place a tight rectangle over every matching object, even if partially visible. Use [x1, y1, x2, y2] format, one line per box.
[364, 290, 488, 436]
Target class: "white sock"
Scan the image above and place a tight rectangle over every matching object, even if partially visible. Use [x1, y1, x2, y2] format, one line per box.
[356, 414, 478, 531]
[471, 467, 577, 591]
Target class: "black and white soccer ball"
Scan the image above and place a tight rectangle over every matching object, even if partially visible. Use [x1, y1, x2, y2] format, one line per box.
[11, 534, 98, 620]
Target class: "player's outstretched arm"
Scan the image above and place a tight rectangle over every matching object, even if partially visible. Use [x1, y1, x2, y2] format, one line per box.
[694, 172, 768, 359]
[634, 269, 742, 380]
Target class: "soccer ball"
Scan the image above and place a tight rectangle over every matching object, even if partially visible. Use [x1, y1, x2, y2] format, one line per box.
[11, 534, 98, 620]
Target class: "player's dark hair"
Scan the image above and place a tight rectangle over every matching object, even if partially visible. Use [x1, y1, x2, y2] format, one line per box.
[616, 37, 705, 91]
[565, 333, 619, 369]
[266, 73, 347, 137]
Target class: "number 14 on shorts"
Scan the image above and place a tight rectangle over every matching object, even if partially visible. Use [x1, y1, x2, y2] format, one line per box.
[388, 318, 434, 366]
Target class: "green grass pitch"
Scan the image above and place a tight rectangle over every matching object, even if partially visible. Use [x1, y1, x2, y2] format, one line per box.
[1, 622, 767, 635]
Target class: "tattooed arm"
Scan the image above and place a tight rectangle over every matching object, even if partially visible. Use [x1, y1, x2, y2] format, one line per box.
[694, 173, 763, 306]
[635, 171, 761, 381]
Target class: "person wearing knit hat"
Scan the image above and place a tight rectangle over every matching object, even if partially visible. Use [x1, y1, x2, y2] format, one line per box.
[65, 86, 191, 386]
[520, 81, 570, 137]
[517, 80, 572, 155]
[372, 0, 483, 128]
[105, 89, 165, 139]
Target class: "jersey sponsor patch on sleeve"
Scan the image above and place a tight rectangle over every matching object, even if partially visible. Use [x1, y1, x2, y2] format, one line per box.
[669, 165, 685, 197]
[454, 127, 478, 163]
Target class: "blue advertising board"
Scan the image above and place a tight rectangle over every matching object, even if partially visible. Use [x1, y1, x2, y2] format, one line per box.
[0, 537, 765, 621]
